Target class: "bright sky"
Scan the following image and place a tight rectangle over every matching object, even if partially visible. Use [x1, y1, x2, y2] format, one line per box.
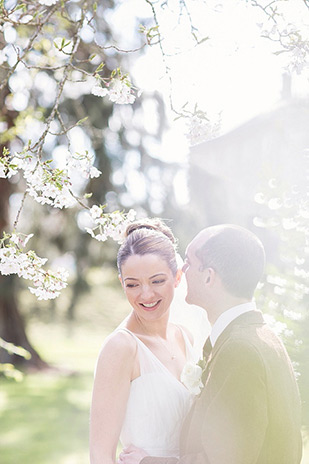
[105, 0, 309, 205]
[111, 0, 309, 154]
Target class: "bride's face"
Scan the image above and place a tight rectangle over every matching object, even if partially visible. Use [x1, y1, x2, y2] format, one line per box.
[120, 253, 181, 322]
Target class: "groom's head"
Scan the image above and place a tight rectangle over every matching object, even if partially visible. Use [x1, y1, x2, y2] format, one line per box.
[183, 224, 265, 310]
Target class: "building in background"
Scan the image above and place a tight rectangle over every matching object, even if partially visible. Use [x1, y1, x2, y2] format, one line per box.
[189, 79, 309, 234]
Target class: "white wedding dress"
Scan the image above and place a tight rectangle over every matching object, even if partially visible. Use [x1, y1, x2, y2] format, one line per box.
[119, 327, 195, 458]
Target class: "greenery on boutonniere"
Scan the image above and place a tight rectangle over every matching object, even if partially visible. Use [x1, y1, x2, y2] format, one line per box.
[198, 357, 207, 371]
[198, 356, 208, 386]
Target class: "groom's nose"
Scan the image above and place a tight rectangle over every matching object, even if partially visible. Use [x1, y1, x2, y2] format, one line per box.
[182, 262, 189, 273]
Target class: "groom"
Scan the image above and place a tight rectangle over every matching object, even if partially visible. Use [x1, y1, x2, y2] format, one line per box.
[120, 225, 303, 464]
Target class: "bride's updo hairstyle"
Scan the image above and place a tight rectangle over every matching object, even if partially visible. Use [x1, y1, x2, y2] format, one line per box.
[117, 219, 178, 277]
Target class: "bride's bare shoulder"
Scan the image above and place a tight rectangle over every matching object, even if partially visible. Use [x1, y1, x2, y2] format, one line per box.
[94, 330, 138, 385]
[98, 330, 137, 363]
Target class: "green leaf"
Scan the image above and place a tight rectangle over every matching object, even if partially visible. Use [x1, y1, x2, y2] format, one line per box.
[15, 3, 26, 11]
[76, 117, 88, 126]
[198, 36, 210, 45]
[95, 62, 105, 73]
[0, 338, 31, 360]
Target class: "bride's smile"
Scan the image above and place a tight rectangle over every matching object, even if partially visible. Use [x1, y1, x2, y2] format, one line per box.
[120, 253, 181, 322]
[140, 300, 162, 310]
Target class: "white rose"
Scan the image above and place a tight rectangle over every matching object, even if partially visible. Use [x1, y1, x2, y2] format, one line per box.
[181, 361, 203, 395]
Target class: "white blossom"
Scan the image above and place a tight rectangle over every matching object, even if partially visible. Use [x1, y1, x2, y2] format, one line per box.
[186, 114, 221, 146]
[67, 152, 102, 180]
[268, 198, 282, 210]
[294, 267, 309, 279]
[24, 163, 75, 209]
[0, 164, 6, 178]
[282, 217, 299, 230]
[266, 275, 287, 288]
[6, 166, 19, 178]
[92, 76, 138, 105]
[127, 209, 137, 221]
[95, 233, 108, 242]
[91, 86, 108, 97]
[38, 0, 58, 6]
[0, 256, 20, 274]
[110, 211, 123, 225]
[264, 314, 293, 338]
[108, 78, 136, 104]
[10, 233, 34, 248]
[11, 156, 31, 170]
[85, 207, 136, 243]
[90, 205, 102, 220]
[0, 233, 68, 301]
[29, 286, 60, 300]
[89, 166, 101, 178]
[286, 40, 309, 75]
[0, 157, 19, 178]
[85, 227, 95, 238]
[254, 192, 266, 205]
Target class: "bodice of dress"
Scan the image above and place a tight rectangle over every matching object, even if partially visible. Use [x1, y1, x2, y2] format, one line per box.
[119, 327, 194, 458]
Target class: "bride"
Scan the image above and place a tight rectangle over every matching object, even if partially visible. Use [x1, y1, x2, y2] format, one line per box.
[89, 219, 209, 464]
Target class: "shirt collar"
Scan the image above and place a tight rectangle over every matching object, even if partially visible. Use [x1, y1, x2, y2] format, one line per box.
[210, 301, 257, 347]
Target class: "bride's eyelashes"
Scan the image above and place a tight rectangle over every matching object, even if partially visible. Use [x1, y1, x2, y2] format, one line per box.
[125, 279, 166, 288]
[152, 279, 166, 285]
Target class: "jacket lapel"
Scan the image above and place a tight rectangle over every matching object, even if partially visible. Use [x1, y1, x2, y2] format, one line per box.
[203, 310, 265, 382]
[181, 310, 266, 454]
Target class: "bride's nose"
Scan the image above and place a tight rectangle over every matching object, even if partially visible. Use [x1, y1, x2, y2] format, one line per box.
[140, 284, 155, 299]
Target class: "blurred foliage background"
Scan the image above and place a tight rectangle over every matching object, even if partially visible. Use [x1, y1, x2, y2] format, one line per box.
[0, 0, 309, 463]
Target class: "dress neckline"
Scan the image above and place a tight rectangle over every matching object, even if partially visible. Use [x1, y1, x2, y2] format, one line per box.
[119, 327, 190, 388]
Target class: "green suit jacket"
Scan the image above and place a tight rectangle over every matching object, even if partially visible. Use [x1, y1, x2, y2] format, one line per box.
[142, 310, 302, 464]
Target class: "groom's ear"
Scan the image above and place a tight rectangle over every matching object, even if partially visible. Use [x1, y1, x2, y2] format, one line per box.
[205, 268, 216, 286]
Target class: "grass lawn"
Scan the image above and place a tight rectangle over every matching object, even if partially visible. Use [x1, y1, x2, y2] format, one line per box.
[0, 267, 309, 463]
[0, 267, 128, 464]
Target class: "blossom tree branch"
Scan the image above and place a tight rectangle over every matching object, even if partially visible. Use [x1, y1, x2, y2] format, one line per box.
[1, 0, 309, 300]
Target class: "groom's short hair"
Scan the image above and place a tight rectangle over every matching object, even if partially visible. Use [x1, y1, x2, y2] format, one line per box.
[196, 225, 265, 299]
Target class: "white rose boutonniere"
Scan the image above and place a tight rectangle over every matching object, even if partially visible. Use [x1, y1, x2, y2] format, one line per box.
[181, 361, 204, 395]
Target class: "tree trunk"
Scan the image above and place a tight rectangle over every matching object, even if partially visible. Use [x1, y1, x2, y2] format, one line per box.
[0, 275, 49, 369]
[0, 80, 49, 370]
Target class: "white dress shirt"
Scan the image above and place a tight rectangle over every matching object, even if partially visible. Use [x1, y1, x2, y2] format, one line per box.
[210, 301, 257, 347]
